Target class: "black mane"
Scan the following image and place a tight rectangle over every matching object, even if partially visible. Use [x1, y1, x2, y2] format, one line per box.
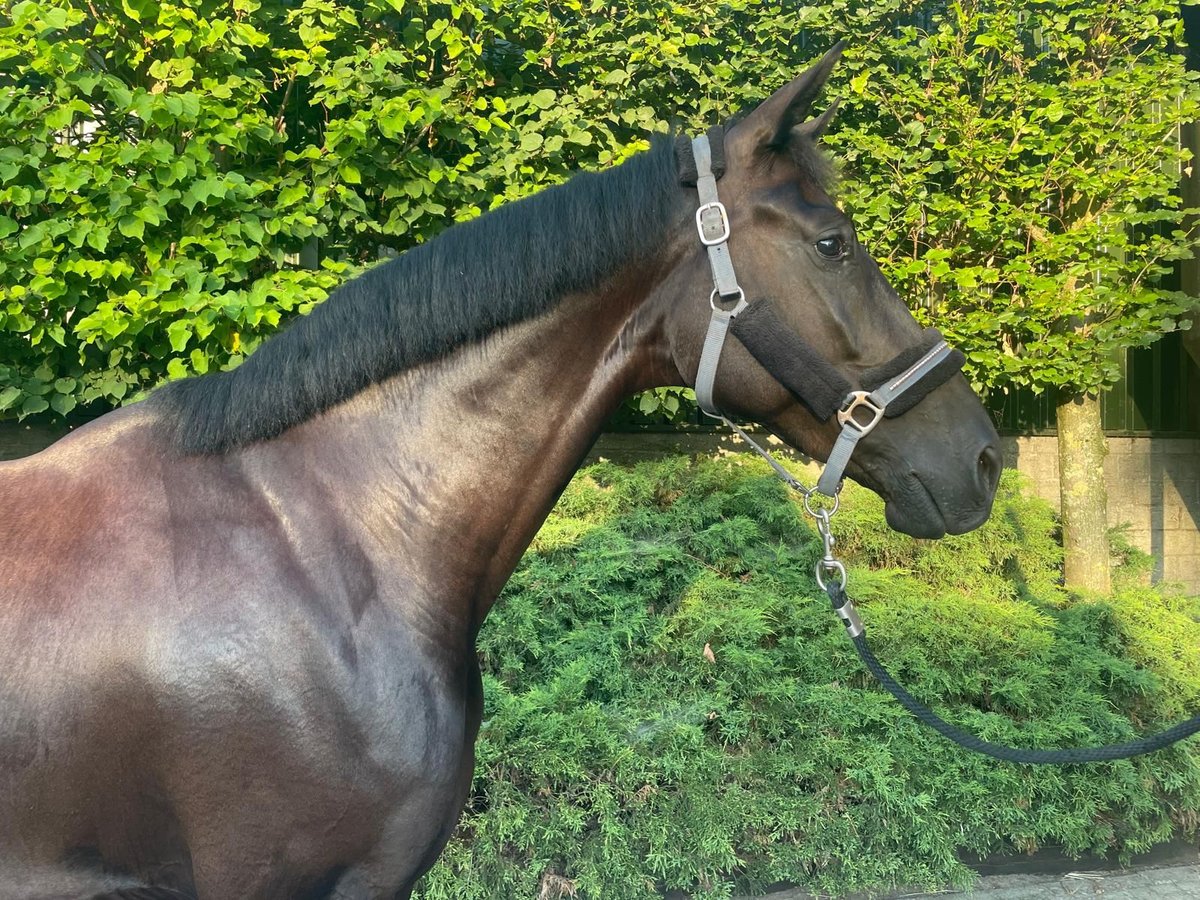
[157, 138, 681, 454]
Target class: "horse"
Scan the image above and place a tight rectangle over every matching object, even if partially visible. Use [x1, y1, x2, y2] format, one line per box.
[0, 47, 1001, 900]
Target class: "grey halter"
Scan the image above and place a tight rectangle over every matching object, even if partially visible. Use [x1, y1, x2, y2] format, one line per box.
[687, 132, 957, 497]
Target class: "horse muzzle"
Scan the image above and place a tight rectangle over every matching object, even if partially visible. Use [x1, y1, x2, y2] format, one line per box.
[861, 390, 1002, 539]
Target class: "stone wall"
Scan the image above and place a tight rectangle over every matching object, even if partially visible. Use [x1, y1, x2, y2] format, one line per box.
[1001, 436, 1200, 593]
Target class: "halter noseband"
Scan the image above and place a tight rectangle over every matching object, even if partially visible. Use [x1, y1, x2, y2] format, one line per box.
[678, 131, 965, 496]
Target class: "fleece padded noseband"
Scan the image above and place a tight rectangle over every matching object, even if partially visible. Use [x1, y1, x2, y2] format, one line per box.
[728, 301, 851, 421]
[677, 129, 964, 495]
[729, 302, 965, 422]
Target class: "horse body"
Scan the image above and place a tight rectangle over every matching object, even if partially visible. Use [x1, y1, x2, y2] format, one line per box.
[1, 406, 460, 897]
[1, 49, 1002, 899]
[1, 277, 661, 897]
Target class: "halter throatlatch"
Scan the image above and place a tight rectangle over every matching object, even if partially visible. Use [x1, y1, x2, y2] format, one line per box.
[678, 131, 964, 497]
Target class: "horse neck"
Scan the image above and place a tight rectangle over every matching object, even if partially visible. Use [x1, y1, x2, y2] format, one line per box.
[255, 263, 681, 639]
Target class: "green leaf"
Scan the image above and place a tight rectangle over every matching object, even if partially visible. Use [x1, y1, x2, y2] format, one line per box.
[85, 226, 110, 252]
[242, 218, 265, 244]
[20, 396, 48, 416]
[117, 215, 144, 239]
[9, 1, 39, 28]
[17, 223, 45, 250]
[45, 106, 75, 131]
[167, 320, 192, 353]
[50, 393, 77, 415]
[41, 6, 70, 29]
[134, 204, 165, 226]
[101, 377, 128, 400]
[278, 183, 307, 206]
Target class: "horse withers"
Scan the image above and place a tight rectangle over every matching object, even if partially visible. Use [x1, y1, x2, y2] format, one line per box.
[0, 47, 1000, 900]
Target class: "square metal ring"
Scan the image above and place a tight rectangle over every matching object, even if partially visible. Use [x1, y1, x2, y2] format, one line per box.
[837, 390, 886, 436]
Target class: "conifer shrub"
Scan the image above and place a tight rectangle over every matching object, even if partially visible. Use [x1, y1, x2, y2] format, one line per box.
[415, 456, 1200, 899]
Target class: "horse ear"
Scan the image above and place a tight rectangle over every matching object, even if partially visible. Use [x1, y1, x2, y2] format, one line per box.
[793, 96, 841, 142]
[756, 41, 845, 152]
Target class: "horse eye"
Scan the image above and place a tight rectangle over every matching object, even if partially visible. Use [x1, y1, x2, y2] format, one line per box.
[815, 236, 847, 259]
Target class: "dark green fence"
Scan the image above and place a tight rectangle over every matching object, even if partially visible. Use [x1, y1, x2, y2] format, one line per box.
[989, 331, 1200, 436]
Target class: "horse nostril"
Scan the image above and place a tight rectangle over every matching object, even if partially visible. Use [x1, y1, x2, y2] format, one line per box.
[977, 444, 1002, 492]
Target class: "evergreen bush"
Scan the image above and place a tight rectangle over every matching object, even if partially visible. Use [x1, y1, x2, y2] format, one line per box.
[414, 456, 1200, 899]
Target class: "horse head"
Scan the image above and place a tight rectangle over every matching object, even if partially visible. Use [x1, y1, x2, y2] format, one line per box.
[659, 45, 1001, 538]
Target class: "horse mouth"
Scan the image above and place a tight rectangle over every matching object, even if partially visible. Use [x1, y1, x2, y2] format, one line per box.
[881, 469, 995, 539]
[883, 472, 949, 539]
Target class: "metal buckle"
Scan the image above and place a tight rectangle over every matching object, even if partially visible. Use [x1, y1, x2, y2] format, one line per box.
[837, 391, 885, 436]
[695, 201, 730, 246]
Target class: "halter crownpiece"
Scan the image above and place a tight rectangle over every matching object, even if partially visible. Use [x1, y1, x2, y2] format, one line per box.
[677, 130, 965, 497]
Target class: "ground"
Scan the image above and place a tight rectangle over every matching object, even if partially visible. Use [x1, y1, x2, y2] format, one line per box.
[739, 860, 1200, 899]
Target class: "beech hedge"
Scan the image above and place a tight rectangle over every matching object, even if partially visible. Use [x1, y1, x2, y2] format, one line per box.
[0, 0, 1196, 420]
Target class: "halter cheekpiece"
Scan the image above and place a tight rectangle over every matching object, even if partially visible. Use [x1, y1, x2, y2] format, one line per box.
[675, 130, 965, 496]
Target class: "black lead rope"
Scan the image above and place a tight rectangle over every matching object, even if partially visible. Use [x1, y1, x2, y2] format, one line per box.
[826, 583, 1200, 764]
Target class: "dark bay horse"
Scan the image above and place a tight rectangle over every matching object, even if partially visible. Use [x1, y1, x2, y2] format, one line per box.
[0, 49, 1000, 899]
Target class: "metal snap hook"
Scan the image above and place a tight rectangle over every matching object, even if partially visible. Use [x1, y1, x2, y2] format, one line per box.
[815, 558, 847, 591]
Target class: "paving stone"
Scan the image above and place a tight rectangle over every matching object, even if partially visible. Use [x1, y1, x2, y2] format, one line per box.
[731, 863, 1200, 900]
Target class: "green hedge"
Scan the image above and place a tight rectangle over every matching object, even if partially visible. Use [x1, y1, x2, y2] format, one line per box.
[1, 0, 1196, 421]
[412, 456, 1200, 898]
